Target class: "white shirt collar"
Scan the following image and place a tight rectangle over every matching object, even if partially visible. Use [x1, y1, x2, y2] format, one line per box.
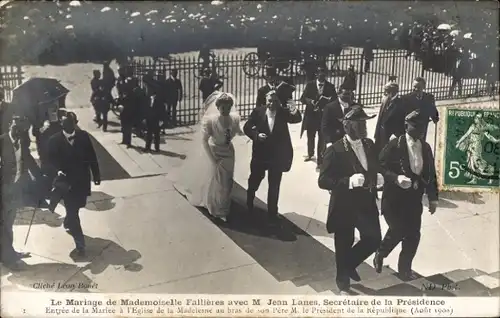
[339, 98, 349, 109]
[266, 107, 276, 116]
[317, 80, 325, 86]
[63, 130, 75, 140]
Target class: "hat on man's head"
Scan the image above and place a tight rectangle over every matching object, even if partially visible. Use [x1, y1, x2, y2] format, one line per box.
[343, 105, 376, 121]
[405, 110, 429, 126]
[384, 81, 399, 91]
[265, 66, 277, 77]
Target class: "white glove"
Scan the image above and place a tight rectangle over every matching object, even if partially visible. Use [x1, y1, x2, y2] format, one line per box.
[376, 173, 385, 187]
[389, 134, 397, 141]
[396, 175, 412, 189]
[349, 173, 365, 189]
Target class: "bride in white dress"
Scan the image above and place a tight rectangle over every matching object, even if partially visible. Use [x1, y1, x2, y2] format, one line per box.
[170, 91, 243, 222]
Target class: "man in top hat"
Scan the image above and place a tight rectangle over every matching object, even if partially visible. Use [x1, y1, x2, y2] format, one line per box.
[321, 86, 356, 152]
[256, 67, 279, 108]
[318, 105, 384, 294]
[401, 77, 439, 139]
[47, 113, 101, 256]
[1, 115, 36, 269]
[300, 65, 337, 168]
[165, 68, 183, 128]
[374, 81, 405, 154]
[373, 110, 438, 280]
[199, 69, 223, 103]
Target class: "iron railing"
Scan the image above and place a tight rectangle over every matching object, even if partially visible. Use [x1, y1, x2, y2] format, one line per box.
[130, 49, 496, 125]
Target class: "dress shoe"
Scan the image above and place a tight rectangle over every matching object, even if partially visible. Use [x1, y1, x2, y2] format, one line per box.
[398, 270, 418, 281]
[16, 251, 31, 259]
[373, 252, 383, 273]
[349, 269, 361, 282]
[143, 148, 150, 153]
[336, 278, 350, 293]
[304, 156, 313, 162]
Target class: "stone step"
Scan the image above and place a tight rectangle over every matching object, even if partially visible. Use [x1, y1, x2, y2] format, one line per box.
[442, 268, 488, 283]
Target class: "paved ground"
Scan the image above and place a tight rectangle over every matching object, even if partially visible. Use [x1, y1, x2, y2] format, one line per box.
[2, 99, 498, 296]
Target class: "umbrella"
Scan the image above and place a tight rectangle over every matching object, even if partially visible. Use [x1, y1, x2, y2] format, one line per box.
[11, 77, 69, 118]
[437, 24, 451, 30]
[450, 30, 460, 36]
[463, 32, 472, 39]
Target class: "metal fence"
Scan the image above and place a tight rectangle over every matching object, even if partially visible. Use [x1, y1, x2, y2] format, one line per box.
[131, 49, 495, 126]
[0, 65, 23, 102]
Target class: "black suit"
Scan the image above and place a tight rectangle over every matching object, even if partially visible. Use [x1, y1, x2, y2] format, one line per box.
[378, 135, 438, 273]
[243, 106, 302, 215]
[165, 77, 183, 126]
[374, 95, 404, 153]
[300, 80, 337, 164]
[321, 100, 351, 147]
[401, 92, 439, 138]
[255, 84, 275, 108]
[1, 133, 39, 262]
[47, 130, 100, 250]
[318, 137, 382, 290]
[145, 93, 166, 151]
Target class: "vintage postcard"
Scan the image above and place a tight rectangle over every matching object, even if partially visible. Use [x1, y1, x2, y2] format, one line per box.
[1, 1, 499, 317]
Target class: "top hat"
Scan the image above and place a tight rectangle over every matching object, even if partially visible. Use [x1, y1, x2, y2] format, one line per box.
[343, 105, 376, 121]
[265, 66, 277, 77]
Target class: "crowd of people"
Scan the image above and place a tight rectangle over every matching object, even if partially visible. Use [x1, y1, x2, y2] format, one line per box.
[1, 1, 496, 66]
[1, 86, 101, 267]
[170, 64, 442, 294]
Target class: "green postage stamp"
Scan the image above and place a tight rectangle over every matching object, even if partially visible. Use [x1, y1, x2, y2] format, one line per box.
[436, 102, 500, 192]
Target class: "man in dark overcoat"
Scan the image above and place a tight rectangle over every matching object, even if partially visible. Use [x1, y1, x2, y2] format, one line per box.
[47, 114, 101, 256]
[144, 83, 166, 153]
[300, 66, 337, 167]
[373, 110, 438, 280]
[321, 87, 356, 151]
[401, 77, 439, 140]
[255, 67, 279, 108]
[243, 90, 302, 223]
[1, 116, 35, 269]
[373, 82, 405, 154]
[318, 105, 384, 294]
[165, 68, 183, 128]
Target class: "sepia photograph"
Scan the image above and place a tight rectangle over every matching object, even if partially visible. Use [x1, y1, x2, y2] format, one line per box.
[1, 0, 499, 317]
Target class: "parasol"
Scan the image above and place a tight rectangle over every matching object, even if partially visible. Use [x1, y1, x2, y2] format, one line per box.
[11, 77, 69, 120]
[463, 33, 473, 39]
[450, 30, 461, 37]
[437, 24, 451, 31]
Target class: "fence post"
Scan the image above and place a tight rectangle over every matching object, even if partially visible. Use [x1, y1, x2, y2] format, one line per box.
[357, 52, 364, 104]
[390, 50, 396, 77]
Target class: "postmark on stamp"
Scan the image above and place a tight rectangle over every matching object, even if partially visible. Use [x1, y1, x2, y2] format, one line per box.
[436, 102, 500, 192]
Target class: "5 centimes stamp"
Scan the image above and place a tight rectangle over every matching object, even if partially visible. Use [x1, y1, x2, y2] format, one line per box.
[436, 102, 500, 192]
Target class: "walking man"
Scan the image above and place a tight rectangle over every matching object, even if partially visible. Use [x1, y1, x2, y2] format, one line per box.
[318, 105, 384, 294]
[243, 90, 302, 224]
[300, 66, 337, 168]
[47, 114, 101, 256]
[373, 110, 438, 280]
[1, 116, 34, 269]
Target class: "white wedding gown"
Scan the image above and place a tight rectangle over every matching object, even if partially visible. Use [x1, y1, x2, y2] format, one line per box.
[169, 92, 242, 218]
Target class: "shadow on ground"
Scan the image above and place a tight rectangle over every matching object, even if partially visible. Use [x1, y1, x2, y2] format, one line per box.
[1, 236, 142, 292]
[87, 133, 131, 181]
